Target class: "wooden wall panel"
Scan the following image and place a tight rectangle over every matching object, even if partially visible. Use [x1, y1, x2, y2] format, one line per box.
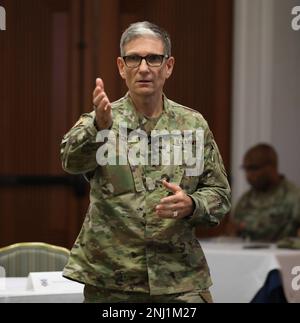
[211, 0, 232, 172]
[0, 0, 86, 248]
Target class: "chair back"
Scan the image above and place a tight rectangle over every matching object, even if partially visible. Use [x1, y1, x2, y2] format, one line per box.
[0, 242, 70, 277]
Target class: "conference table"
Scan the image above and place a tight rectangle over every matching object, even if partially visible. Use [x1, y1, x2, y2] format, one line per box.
[201, 238, 300, 303]
[0, 239, 299, 303]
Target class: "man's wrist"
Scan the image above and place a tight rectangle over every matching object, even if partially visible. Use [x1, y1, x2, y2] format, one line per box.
[185, 196, 196, 219]
[93, 118, 113, 131]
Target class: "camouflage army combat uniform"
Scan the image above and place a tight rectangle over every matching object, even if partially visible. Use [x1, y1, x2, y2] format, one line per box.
[61, 94, 231, 301]
[234, 178, 300, 241]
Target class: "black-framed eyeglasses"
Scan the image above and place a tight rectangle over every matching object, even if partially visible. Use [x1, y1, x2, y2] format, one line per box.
[122, 54, 169, 68]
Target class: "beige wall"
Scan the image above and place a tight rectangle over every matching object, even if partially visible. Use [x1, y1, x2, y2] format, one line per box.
[231, 0, 300, 204]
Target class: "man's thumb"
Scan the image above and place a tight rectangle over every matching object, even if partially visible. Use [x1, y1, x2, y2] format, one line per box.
[96, 78, 104, 89]
[162, 180, 182, 194]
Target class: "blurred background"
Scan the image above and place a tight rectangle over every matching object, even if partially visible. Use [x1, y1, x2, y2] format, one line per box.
[0, 0, 299, 248]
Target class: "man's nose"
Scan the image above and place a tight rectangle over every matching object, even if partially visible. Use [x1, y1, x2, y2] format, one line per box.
[139, 58, 150, 71]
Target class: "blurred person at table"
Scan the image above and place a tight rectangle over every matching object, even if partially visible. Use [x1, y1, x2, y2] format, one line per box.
[232, 143, 300, 242]
[60, 21, 231, 303]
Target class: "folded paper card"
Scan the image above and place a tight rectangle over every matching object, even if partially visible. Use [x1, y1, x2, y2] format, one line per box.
[26, 271, 83, 293]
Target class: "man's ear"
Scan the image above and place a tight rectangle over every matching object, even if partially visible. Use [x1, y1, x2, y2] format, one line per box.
[117, 57, 126, 80]
[165, 56, 175, 79]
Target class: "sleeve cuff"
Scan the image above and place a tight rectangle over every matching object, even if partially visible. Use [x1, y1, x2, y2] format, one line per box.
[186, 194, 206, 225]
[93, 117, 113, 132]
[93, 118, 100, 131]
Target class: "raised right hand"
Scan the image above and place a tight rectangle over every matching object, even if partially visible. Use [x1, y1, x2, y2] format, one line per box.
[92, 78, 113, 130]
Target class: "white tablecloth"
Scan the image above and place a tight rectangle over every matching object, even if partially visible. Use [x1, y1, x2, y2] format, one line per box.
[0, 276, 84, 303]
[201, 239, 300, 303]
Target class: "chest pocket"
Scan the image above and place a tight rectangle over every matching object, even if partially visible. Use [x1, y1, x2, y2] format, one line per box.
[99, 164, 136, 196]
[98, 132, 146, 196]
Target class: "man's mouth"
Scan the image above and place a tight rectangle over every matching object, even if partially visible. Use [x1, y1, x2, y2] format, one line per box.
[137, 80, 152, 83]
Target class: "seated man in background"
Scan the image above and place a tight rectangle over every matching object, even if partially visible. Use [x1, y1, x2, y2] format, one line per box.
[231, 143, 300, 242]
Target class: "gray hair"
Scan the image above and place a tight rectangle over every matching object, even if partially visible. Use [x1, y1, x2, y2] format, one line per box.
[120, 21, 171, 57]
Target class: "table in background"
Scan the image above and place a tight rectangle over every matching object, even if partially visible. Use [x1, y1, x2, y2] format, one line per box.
[1, 243, 299, 303]
[0, 276, 84, 303]
[201, 239, 300, 303]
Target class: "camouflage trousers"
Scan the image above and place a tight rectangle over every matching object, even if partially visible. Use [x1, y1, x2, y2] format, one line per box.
[84, 285, 213, 303]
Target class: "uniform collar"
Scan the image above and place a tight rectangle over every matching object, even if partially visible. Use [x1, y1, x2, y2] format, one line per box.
[115, 93, 176, 131]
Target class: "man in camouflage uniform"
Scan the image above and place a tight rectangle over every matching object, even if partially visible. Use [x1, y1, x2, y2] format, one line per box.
[233, 143, 300, 242]
[61, 21, 231, 303]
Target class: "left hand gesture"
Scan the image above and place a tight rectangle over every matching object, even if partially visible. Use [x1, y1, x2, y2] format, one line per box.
[156, 180, 195, 219]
